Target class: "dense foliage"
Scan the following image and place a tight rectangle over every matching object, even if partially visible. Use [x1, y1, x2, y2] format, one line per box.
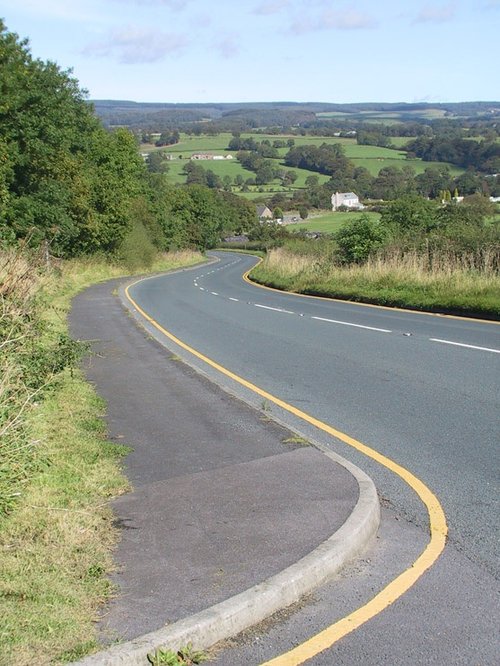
[405, 136, 500, 173]
[0, 22, 255, 259]
[284, 143, 351, 175]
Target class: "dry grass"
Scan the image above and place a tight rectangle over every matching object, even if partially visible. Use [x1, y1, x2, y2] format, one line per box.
[252, 247, 500, 316]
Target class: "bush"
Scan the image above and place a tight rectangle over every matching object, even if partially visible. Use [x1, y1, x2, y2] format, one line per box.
[116, 220, 157, 271]
[335, 214, 386, 264]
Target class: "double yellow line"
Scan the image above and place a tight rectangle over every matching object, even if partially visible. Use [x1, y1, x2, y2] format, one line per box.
[125, 274, 447, 666]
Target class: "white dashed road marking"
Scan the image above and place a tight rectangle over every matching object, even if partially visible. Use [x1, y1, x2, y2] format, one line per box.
[430, 338, 500, 354]
[312, 316, 392, 333]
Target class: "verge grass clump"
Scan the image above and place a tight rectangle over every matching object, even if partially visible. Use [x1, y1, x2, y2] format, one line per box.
[251, 245, 500, 317]
[0, 247, 204, 664]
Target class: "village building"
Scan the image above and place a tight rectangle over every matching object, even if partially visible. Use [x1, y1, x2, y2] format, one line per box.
[331, 191, 364, 211]
[190, 153, 233, 160]
[256, 205, 273, 220]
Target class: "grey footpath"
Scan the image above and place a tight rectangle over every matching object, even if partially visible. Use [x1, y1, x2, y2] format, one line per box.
[70, 270, 380, 666]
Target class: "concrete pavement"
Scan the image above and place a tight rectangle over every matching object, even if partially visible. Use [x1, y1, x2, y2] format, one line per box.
[69, 272, 379, 665]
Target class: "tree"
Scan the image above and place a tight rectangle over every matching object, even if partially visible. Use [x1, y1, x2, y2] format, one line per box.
[372, 166, 414, 200]
[255, 161, 275, 185]
[299, 206, 308, 220]
[380, 195, 437, 233]
[415, 167, 451, 199]
[0, 21, 146, 256]
[205, 169, 222, 189]
[305, 175, 319, 188]
[283, 170, 297, 186]
[273, 207, 283, 220]
[147, 151, 169, 174]
[183, 161, 207, 186]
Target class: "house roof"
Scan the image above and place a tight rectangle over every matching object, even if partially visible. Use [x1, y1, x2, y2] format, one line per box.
[334, 192, 358, 200]
[256, 205, 272, 216]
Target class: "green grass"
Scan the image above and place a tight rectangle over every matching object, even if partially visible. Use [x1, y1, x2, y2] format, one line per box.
[0, 373, 130, 665]
[163, 158, 254, 186]
[288, 211, 381, 234]
[0, 250, 205, 665]
[389, 137, 416, 148]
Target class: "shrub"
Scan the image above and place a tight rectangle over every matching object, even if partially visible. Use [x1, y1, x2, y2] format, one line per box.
[335, 214, 386, 264]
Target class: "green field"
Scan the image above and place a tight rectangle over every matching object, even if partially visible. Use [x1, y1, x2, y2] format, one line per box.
[389, 136, 416, 148]
[287, 210, 381, 234]
[144, 131, 464, 190]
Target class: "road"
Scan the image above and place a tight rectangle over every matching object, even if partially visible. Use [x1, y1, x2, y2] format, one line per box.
[127, 251, 499, 665]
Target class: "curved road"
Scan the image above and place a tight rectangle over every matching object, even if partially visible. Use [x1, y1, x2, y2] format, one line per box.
[127, 252, 499, 664]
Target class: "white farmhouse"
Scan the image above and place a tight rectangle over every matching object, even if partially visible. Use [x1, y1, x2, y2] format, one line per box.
[331, 192, 364, 211]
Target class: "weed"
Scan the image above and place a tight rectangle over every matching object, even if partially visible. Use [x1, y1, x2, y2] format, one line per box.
[147, 643, 209, 665]
[283, 436, 310, 446]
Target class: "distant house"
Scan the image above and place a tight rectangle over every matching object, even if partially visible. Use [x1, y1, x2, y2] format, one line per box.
[190, 153, 234, 161]
[331, 192, 364, 211]
[256, 205, 273, 220]
[223, 234, 249, 244]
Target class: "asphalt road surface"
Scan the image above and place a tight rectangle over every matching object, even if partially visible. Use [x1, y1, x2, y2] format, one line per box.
[126, 252, 499, 665]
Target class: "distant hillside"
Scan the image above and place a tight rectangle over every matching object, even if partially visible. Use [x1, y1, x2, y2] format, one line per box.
[91, 100, 500, 131]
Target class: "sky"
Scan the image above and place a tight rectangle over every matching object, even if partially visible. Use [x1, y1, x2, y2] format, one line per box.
[1, 0, 499, 104]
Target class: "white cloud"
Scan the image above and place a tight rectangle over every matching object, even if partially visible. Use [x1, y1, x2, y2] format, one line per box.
[289, 8, 377, 34]
[414, 3, 456, 24]
[83, 26, 188, 63]
[253, 0, 291, 15]
[322, 9, 377, 30]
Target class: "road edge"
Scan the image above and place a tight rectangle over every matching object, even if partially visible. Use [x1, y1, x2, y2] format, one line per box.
[74, 453, 378, 666]
[72, 265, 380, 666]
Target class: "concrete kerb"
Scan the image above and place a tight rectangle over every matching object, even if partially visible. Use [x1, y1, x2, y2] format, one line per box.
[74, 450, 379, 666]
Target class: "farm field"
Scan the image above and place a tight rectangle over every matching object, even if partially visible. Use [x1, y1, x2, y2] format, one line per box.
[389, 136, 416, 147]
[143, 131, 464, 190]
[287, 210, 381, 234]
[315, 108, 448, 122]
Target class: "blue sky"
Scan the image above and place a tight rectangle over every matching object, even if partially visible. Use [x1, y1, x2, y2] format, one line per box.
[2, 0, 499, 104]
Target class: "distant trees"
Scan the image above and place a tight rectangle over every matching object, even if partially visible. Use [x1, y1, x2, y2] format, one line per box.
[380, 195, 438, 233]
[146, 151, 170, 174]
[155, 130, 180, 146]
[357, 131, 393, 148]
[228, 136, 278, 158]
[405, 136, 500, 173]
[284, 143, 351, 176]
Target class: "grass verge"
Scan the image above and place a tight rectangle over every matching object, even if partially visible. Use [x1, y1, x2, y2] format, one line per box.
[0, 249, 204, 665]
[250, 248, 500, 318]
